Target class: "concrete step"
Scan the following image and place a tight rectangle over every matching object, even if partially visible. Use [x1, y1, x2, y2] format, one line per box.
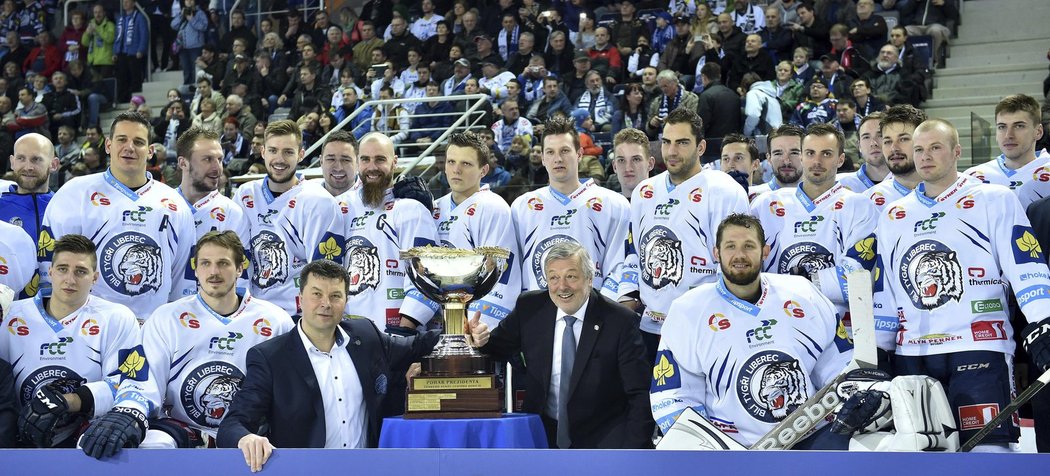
[947, 51, 1047, 69]
[924, 94, 1024, 109]
[933, 82, 1043, 99]
[950, 37, 1049, 56]
[934, 65, 1045, 89]
[923, 105, 996, 120]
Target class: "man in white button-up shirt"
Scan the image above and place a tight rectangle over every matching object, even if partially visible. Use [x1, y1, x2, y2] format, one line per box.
[219, 259, 490, 471]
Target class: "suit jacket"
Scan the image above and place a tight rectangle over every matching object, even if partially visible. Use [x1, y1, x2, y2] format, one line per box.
[216, 319, 439, 449]
[482, 290, 654, 449]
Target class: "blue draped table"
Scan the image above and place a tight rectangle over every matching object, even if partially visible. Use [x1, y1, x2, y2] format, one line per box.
[379, 413, 548, 448]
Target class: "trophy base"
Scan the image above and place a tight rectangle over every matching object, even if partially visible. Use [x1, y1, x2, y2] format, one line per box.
[405, 337, 502, 419]
[404, 386, 503, 419]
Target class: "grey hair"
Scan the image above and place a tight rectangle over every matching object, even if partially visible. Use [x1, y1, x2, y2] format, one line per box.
[543, 241, 595, 281]
[656, 69, 679, 84]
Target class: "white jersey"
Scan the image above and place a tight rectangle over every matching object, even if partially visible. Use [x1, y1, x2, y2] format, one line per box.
[631, 171, 750, 334]
[963, 150, 1050, 191]
[433, 188, 521, 329]
[40, 171, 196, 320]
[836, 164, 889, 193]
[0, 294, 139, 418]
[750, 183, 878, 309]
[747, 179, 789, 203]
[409, 13, 444, 41]
[173, 188, 252, 298]
[111, 292, 294, 437]
[0, 220, 37, 298]
[510, 179, 634, 300]
[996, 151, 1050, 208]
[236, 177, 344, 315]
[650, 274, 852, 445]
[875, 175, 1050, 357]
[864, 176, 914, 211]
[337, 185, 440, 327]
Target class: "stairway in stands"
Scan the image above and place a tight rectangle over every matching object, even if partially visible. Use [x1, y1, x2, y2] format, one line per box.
[922, 0, 1049, 169]
[99, 71, 184, 131]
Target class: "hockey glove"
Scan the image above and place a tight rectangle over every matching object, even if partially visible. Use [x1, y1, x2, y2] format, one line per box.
[831, 368, 893, 435]
[18, 383, 72, 447]
[726, 170, 751, 193]
[392, 175, 434, 212]
[80, 407, 148, 459]
[1022, 316, 1050, 370]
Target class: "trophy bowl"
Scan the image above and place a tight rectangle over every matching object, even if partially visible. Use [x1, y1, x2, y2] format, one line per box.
[399, 246, 510, 418]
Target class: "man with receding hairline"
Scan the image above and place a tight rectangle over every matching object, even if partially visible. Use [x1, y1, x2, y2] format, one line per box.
[0, 133, 56, 250]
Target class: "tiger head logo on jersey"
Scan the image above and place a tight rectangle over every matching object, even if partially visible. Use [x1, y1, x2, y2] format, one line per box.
[101, 232, 163, 296]
[181, 362, 245, 428]
[737, 351, 807, 423]
[640, 226, 683, 290]
[249, 231, 288, 289]
[345, 236, 381, 296]
[900, 240, 963, 310]
[777, 242, 834, 275]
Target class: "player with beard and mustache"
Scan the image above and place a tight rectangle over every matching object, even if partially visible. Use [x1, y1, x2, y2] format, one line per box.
[173, 127, 250, 296]
[863, 105, 932, 211]
[749, 125, 804, 202]
[650, 214, 851, 448]
[837, 112, 891, 193]
[0, 133, 56, 253]
[235, 120, 344, 316]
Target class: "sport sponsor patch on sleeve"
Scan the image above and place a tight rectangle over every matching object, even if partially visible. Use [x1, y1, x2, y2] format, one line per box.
[651, 349, 682, 392]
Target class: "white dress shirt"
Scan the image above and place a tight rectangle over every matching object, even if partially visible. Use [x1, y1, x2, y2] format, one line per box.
[547, 298, 588, 418]
[297, 322, 367, 449]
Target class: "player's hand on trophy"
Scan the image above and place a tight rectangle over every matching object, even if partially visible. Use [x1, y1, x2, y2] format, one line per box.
[465, 310, 489, 348]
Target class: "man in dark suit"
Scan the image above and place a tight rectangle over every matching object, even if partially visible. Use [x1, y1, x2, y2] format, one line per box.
[217, 260, 473, 471]
[697, 63, 743, 164]
[481, 241, 654, 449]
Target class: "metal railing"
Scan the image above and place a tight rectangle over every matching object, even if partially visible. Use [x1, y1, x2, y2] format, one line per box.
[65, 0, 152, 83]
[232, 93, 493, 184]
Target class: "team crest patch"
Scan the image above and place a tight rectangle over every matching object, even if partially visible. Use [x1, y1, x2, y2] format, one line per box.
[531, 234, 578, 289]
[101, 232, 163, 296]
[737, 351, 807, 423]
[118, 345, 150, 382]
[899, 240, 963, 310]
[777, 242, 834, 274]
[651, 350, 682, 392]
[249, 231, 289, 289]
[314, 232, 345, 261]
[345, 235, 381, 296]
[180, 362, 244, 428]
[1012, 226, 1044, 264]
[640, 226, 684, 290]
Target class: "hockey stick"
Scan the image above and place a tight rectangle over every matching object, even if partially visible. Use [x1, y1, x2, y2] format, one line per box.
[751, 270, 877, 450]
[656, 407, 748, 451]
[959, 367, 1050, 452]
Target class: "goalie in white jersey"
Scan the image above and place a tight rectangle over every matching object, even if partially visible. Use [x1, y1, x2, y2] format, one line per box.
[511, 115, 634, 302]
[78, 231, 294, 458]
[433, 132, 520, 329]
[334, 132, 440, 332]
[967, 95, 1050, 208]
[650, 214, 852, 448]
[173, 127, 251, 297]
[39, 113, 196, 320]
[875, 119, 1050, 451]
[629, 119, 749, 359]
[750, 124, 878, 314]
[6, 235, 139, 448]
[865, 106, 928, 211]
[837, 112, 891, 193]
[235, 120, 345, 316]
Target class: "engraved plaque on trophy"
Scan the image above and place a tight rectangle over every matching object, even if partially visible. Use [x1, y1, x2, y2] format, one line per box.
[400, 246, 509, 419]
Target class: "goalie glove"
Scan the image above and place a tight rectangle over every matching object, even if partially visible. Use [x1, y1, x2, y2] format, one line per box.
[1022, 316, 1050, 370]
[16, 376, 85, 447]
[80, 407, 149, 459]
[831, 368, 893, 435]
[392, 175, 434, 212]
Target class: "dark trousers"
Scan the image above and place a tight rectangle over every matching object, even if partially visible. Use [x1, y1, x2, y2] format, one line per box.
[115, 53, 144, 103]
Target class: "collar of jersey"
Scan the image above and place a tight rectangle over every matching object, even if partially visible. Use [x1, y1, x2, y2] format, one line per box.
[891, 178, 911, 197]
[261, 173, 304, 205]
[549, 178, 593, 205]
[794, 182, 843, 213]
[855, 164, 876, 189]
[34, 290, 78, 334]
[716, 276, 763, 317]
[915, 175, 967, 208]
[104, 169, 152, 201]
[195, 290, 251, 326]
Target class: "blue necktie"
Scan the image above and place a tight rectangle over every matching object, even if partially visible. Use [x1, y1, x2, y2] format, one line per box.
[557, 315, 577, 449]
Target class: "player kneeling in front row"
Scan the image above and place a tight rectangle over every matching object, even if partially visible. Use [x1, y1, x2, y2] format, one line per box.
[79, 231, 295, 458]
[650, 214, 853, 449]
[8, 235, 140, 448]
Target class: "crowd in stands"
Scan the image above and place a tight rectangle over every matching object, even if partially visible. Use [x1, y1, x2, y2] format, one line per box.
[0, 0, 981, 198]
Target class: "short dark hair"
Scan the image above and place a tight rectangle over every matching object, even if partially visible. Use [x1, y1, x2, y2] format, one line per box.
[700, 62, 721, 82]
[447, 131, 493, 168]
[995, 94, 1041, 126]
[265, 119, 303, 147]
[195, 230, 246, 270]
[721, 133, 759, 162]
[176, 126, 220, 160]
[766, 123, 805, 150]
[542, 114, 580, 150]
[805, 123, 846, 155]
[301, 259, 349, 293]
[322, 130, 358, 154]
[716, 213, 765, 250]
[880, 104, 927, 134]
[197, 77, 212, 86]
[109, 112, 153, 143]
[665, 107, 704, 141]
[859, 111, 884, 131]
[52, 234, 98, 269]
